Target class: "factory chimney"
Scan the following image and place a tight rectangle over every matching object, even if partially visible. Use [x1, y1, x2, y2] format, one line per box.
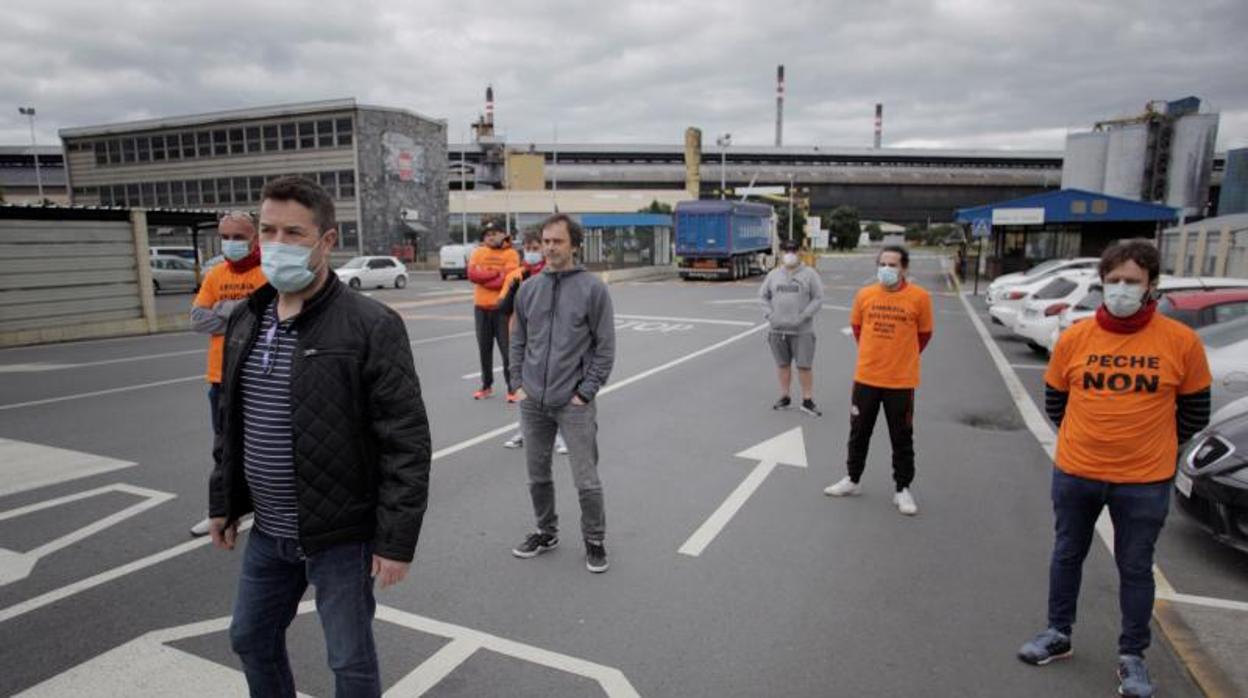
[873, 103, 883, 149]
[775, 65, 785, 147]
[486, 85, 495, 127]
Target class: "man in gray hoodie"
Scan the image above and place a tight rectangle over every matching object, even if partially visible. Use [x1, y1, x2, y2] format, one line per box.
[760, 239, 825, 416]
[508, 213, 616, 573]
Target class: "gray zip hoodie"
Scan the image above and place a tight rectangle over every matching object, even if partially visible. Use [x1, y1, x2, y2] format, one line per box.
[759, 264, 824, 335]
[509, 266, 616, 407]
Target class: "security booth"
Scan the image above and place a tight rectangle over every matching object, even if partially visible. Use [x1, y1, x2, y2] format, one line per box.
[955, 189, 1178, 279]
[579, 213, 673, 270]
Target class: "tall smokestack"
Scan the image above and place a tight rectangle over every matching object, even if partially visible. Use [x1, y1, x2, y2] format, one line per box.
[873, 103, 882, 149]
[486, 85, 495, 127]
[775, 65, 785, 147]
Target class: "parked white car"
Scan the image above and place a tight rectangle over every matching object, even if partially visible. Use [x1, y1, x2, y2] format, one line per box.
[439, 243, 477, 280]
[1049, 276, 1248, 353]
[1199, 317, 1248, 415]
[985, 257, 1099, 305]
[1012, 270, 1099, 354]
[988, 269, 1092, 331]
[149, 254, 200, 294]
[335, 256, 408, 289]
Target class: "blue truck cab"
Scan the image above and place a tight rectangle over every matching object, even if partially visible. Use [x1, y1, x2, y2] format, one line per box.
[675, 200, 774, 280]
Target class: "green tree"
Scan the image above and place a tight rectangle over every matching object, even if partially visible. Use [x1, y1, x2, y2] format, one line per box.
[774, 204, 807, 247]
[828, 205, 861, 251]
[904, 222, 925, 243]
[638, 200, 673, 214]
[864, 221, 882, 241]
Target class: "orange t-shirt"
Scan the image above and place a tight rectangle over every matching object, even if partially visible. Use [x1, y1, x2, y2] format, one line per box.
[193, 263, 267, 383]
[850, 282, 934, 389]
[469, 245, 520, 309]
[1046, 314, 1212, 483]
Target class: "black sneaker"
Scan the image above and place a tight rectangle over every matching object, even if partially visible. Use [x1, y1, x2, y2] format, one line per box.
[1017, 628, 1072, 666]
[512, 532, 558, 558]
[772, 396, 792, 410]
[585, 540, 609, 573]
[800, 399, 822, 417]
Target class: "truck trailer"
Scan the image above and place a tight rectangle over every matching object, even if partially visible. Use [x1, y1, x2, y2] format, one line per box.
[675, 200, 774, 280]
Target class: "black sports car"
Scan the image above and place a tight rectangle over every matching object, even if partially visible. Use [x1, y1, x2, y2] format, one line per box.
[1175, 400, 1248, 554]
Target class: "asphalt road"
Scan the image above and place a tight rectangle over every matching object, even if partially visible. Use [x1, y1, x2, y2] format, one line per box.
[0, 257, 1209, 696]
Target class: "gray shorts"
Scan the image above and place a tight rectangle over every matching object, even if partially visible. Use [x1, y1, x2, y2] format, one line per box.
[768, 332, 816, 368]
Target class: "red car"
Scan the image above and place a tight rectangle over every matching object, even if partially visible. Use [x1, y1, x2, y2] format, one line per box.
[1159, 288, 1248, 329]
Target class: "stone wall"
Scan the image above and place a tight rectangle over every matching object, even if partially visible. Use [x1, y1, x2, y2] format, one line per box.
[356, 108, 448, 258]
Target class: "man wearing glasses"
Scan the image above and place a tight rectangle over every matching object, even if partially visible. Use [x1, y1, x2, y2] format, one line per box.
[209, 177, 431, 696]
[189, 211, 266, 537]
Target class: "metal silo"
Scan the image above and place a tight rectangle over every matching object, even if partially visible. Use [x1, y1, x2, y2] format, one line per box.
[1061, 131, 1108, 191]
[1166, 113, 1219, 215]
[1217, 148, 1248, 216]
[1103, 124, 1150, 200]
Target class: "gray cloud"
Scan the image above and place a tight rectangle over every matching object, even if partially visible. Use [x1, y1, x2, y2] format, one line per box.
[2, 0, 1245, 151]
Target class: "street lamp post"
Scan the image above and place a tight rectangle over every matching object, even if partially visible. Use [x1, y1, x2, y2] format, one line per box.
[787, 173, 795, 242]
[716, 133, 731, 199]
[18, 107, 44, 202]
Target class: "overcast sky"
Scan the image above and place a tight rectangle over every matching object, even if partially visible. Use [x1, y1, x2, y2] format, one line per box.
[2, 0, 1245, 152]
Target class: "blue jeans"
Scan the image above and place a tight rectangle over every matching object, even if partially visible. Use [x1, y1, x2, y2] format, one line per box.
[230, 530, 380, 697]
[1047, 468, 1170, 657]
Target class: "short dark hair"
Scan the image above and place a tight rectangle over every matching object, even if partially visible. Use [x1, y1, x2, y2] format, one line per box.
[540, 213, 583, 248]
[1099, 240, 1160, 283]
[879, 244, 910, 268]
[522, 229, 542, 246]
[779, 239, 800, 252]
[260, 176, 336, 233]
[480, 218, 505, 239]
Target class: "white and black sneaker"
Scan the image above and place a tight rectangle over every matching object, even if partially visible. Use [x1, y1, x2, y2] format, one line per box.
[772, 396, 792, 410]
[585, 540, 609, 573]
[512, 532, 558, 558]
[800, 399, 822, 417]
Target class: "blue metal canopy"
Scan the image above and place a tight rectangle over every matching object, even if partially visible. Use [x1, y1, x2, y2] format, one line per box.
[955, 188, 1179, 226]
[580, 213, 673, 227]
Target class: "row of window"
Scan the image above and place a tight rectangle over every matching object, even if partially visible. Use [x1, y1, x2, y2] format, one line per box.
[88, 118, 354, 167]
[76, 170, 355, 209]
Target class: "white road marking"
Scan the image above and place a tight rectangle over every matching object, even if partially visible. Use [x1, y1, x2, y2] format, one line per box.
[706, 298, 760, 305]
[409, 330, 476, 346]
[822, 304, 851, 311]
[0, 376, 202, 412]
[0, 349, 205, 373]
[0, 439, 138, 497]
[615, 313, 754, 327]
[418, 288, 475, 297]
[0, 484, 176, 586]
[1158, 591, 1248, 613]
[840, 326, 854, 336]
[462, 367, 504, 380]
[680, 428, 808, 557]
[1009, 364, 1048, 370]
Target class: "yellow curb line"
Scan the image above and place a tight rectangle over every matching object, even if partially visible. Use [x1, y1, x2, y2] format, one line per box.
[1153, 599, 1239, 697]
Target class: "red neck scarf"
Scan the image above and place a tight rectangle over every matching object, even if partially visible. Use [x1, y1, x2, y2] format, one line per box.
[226, 246, 261, 273]
[524, 260, 545, 277]
[1095, 298, 1157, 334]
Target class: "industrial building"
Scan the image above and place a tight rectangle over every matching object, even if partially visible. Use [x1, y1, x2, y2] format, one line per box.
[59, 99, 447, 259]
[0, 145, 67, 204]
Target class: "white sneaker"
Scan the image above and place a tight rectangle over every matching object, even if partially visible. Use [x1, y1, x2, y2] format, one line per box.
[893, 488, 918, 516]
[190, 517, 212, 537]
[556, 437, 569, 455]
[503, 434, 524, 449]
[823, 477, 860, 497]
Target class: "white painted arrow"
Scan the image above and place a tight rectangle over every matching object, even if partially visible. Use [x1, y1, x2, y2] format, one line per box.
[678, 427, 808, 557]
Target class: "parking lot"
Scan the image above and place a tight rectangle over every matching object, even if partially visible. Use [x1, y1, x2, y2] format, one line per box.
[0, 256, 1238, 696]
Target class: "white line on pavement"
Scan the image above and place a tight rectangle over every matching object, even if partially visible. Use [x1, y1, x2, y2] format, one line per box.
[706, 299, 760, 305]
[1009, 364, 1048, 370]
[462, 367, 504, 380]
[614, 313, 754, 327]
[822, 304, 851, 311]
[410, 330, 476, 346]
[0, 376, 202, 412]
[0, 349, 204, 373]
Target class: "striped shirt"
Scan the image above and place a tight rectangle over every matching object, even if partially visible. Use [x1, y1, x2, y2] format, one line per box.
[240, 301, 300, 539]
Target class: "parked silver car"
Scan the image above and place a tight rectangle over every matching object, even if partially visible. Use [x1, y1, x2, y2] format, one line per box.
[334, 256, 408, 290]
[149, 254, 200, 294]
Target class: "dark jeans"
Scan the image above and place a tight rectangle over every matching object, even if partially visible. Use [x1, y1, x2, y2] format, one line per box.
[230, 530, 380, 698]
[474, 306, 510, 389]
[1047, 468, 1170, 657]
[521, 398, 605, 541]
[209, 382, 222, 435]
[845, 381, 915, 491]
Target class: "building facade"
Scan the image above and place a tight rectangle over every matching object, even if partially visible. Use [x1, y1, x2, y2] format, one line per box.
[59, 99, 447, 258]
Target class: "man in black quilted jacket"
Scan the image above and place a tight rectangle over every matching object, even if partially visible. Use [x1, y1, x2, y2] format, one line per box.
[208, 176, 431, 697]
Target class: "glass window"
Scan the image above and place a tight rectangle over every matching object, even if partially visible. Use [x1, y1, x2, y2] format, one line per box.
[317, 120, 334, 147]
[186, 180, 201, 206]
[338, 170, 355, 198]
[200, 179, 216, 205]
[339, 221, 359, 249]
[197, 132, 212, 157]
[181, 133, 196, 159]
[233, 177, 249, 203]
[263, 125, 278, 151]
[319, 171, 337, 196]
[141, 182, 156, 206]
[169, 181, 185, 206]
[155, 181, 170, 207]
[99, 185, 114, 206]
[229, 129, 245, 155]
[136, 136, 151, 162]
[245, 127, 261, 153]
[1213, 302, 1248, 324]
[126, 183, 139, 205]
[1033, 277, 1078, 300]
[341, 257, 367, 269]
[336, 118, 353, 146]
[213, 130, 229, 156]
[151, 135, 166, 161]
[168, 135, 183, 161]
[249, 176, 264, 202]
[107, 139, 121, 164]
[1092, 199, 1109, 214]
[217, 178, 232, 205]
[280, 123, 296, 150]
[298, 121, 315, 149]
[122, 138, 136, 163]
[1070, 200, 1087, 214]
[94, 142, 108, 165]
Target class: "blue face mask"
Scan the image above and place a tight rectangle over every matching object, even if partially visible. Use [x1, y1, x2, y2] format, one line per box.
[523, 250, 543, 266]
[878, 265, 901, 287]
[222, 240, 251, 262]
[261, 242, 316, 293]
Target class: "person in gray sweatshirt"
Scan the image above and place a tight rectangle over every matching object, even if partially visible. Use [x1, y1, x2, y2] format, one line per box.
[508, 213, 616, 573]
[760, 239, 825, 416]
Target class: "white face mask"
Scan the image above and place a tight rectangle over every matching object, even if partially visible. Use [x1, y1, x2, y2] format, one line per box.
[1103, 281, 1146, 318]
[877, 266, 900, 287]
[782, 253, 799, 268]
